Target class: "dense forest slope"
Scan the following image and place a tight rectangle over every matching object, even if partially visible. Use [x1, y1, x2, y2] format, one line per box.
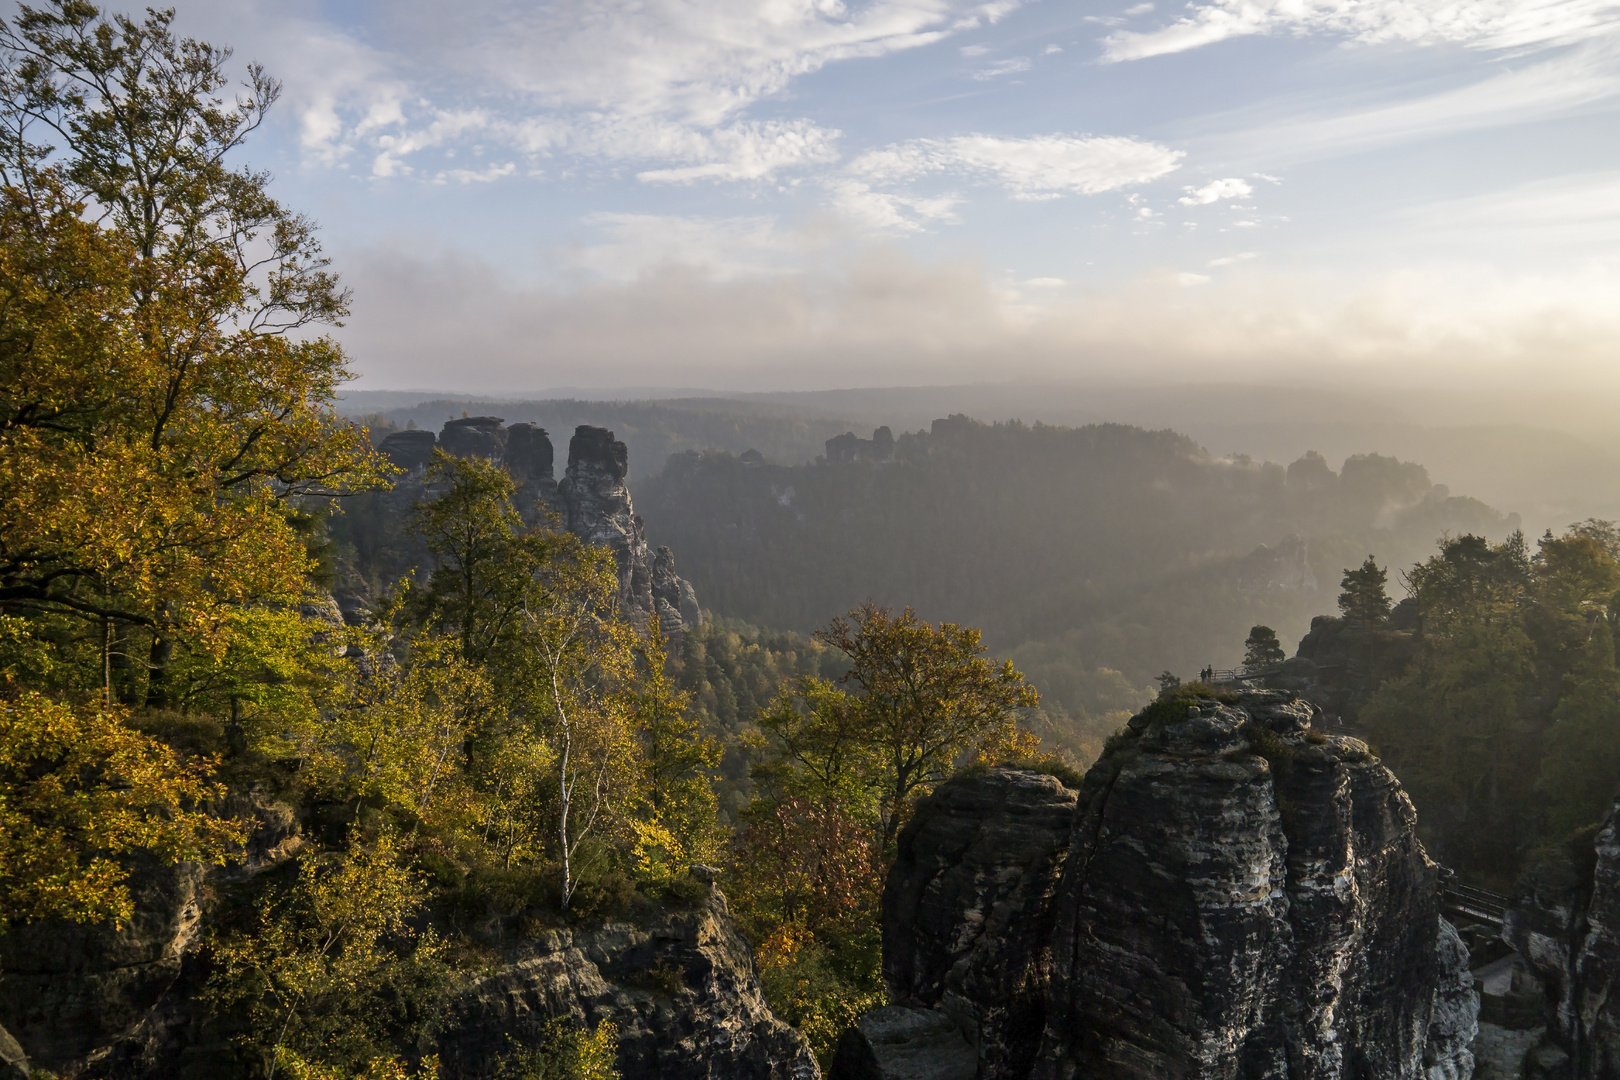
[633, 415, 1513, 724]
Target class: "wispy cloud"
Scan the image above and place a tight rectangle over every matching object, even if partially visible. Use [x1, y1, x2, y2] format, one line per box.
[1104, 0, 1620, 62]
[1201, 37, 1620, 166]
[849, 133, 1184, 202]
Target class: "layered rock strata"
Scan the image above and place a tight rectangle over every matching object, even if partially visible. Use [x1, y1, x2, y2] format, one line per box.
[842, 691, 1473, 1080]
[438, 879, 818, 1080]
[1506, 795, 1620, 1079]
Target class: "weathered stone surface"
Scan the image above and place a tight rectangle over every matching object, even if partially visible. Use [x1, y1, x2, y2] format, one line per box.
[559, 426, 699, 631]
[378, 428, 437, 473]
[866, 690, 1455, 1080]
[1426, 918, 1480, 1080]
[1473, 1022, 1545, 1080]
[830, 1006, 975, 1080]
[0, 859, 208, 1076]
[504, 422, 555, 487]
[0, 1022, 30, 1079]
[438, 882, 817, 1080]
[1506, 795, 1620, 1079]
[438, 415, 507, 460]
[883, 769, 1077, 1079]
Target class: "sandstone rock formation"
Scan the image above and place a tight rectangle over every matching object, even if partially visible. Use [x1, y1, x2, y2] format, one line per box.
[0, 792, 302, 1078]
[824, 427, 895, 465]
[831, 1006, 974, 1080]
[883, 769, 1078, 1079]
[1506, 794, 1620, 1079]
[437, 877, 817, 1080]
[839, 690, 1475, 1080]
[372, 418, 701, 633]
[558, 425, 700, 633]
[1, 840, 808, 1080]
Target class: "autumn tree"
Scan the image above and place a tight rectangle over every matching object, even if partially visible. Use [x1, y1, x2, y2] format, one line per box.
[0, 2, 385, 702]
[751, 601, 1038, 860]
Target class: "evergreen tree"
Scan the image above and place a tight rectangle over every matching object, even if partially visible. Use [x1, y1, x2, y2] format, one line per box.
[1242, 626, 1285, 672]
[1339, 556, 1392, 625]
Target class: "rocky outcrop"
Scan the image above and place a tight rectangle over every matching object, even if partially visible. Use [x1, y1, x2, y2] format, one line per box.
[438, 879, 817, 1080]
[559, 425, 701, 632]
[0, 794, 304, 1078]
[1506, 796, 1620, 1079]
[882, 769, 1078, 1079]
[1264, 607, 1419, 722]
[1035, 691, 1442, 1080]
[824, 428, 894, 465]
[378, 427, 438, 473]
[840, 691, 1473, 1080]
[1426, 918, 1480, 1080]
[364, 419, 701, 632]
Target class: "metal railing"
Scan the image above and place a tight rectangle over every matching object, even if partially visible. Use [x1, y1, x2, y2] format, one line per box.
[1442, 880, 1510, 927]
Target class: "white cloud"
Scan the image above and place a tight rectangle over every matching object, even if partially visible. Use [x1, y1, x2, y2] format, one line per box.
[1043, 43, 1064, 53]
[973, 57, 1034, 78]
[1394, 169, 1620, 245]
[1208, 251, 1259, 266]
[635, 120, 842, 183]
[827, 180, 964, 232]
[461, 0, 1026, 125]
[435, 162, 517, 184]
[961, 43, 993, 56]
[848, 133, 1184, 201]
[1124, 2, 1156, 14]
[1179, 177, 1254, 204]
[1103, 0, 1620, 62]
[339, 244, 1620, 394]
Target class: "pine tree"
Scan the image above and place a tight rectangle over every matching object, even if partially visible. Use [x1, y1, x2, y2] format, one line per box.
[1242, 626, 1285, 673]
[1339, 556, 1393, 625]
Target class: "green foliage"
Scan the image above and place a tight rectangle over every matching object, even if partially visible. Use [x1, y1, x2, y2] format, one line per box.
[490, 1021, 620, 1080]
[206, 834, 455, 1079]
[1339, 557, 1393, 625]
[1361, 526, 1620, 883]
[1242, 625, 1286, 672]
[0, 689, 242, 932]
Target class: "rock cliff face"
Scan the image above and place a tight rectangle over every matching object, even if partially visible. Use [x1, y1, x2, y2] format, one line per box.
[843, 690, 1472, 1080]
[376, 419, 700, 633]
[557, 425, 699, 634]
[440, 881, 817, 1080]
[1506, 795, 1620, 1079]
[882, 769, 1078, 1079]
[1, 848, 811, 1080]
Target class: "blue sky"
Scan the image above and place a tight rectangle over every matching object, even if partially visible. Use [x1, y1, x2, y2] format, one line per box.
[163, 0, 1620, 392]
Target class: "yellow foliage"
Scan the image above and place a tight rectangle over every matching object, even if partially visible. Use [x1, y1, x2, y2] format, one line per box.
[0, 690, 241, 931]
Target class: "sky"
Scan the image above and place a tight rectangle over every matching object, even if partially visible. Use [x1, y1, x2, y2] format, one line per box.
[155, 0, 1620, 393]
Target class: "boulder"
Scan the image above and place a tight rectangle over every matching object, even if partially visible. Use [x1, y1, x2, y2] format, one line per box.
[438, 880, 817, 1080]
